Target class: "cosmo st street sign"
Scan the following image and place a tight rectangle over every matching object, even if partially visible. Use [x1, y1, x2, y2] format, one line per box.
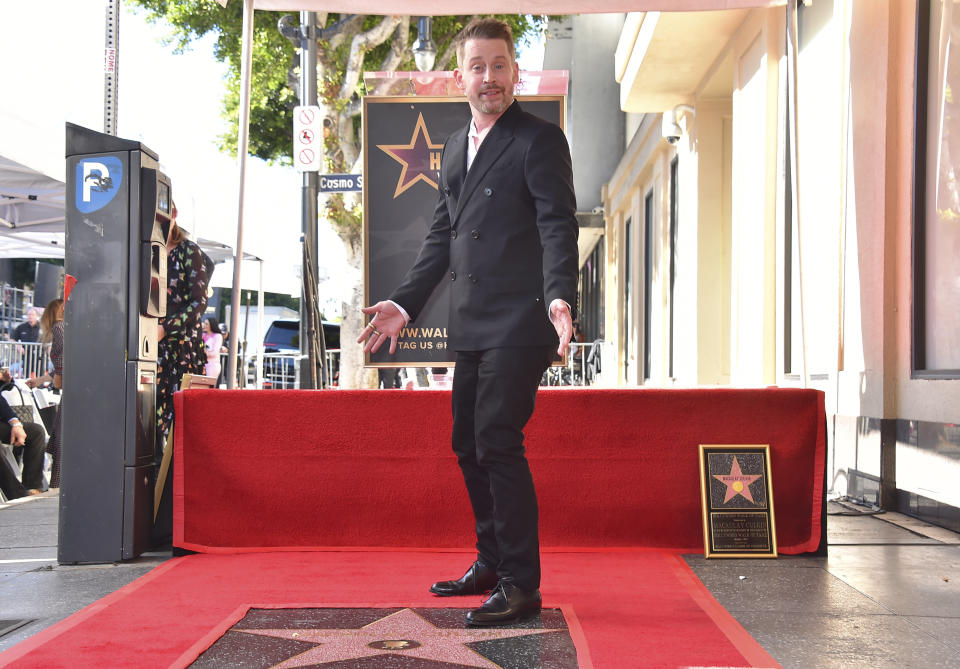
[319, 174, 363, 193]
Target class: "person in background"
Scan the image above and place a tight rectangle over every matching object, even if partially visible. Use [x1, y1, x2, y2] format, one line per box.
[0, 367, 13, 391]
[202, 316, 223, 382]
[12, 307, 40, 344]
[26, 298, 64, 488]
[155, 205, 213, 464]
[0, 392, 46, 498]
[10, 307, 42, 378]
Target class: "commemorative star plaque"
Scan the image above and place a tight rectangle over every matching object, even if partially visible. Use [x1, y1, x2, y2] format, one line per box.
[699, 444, 777, 558]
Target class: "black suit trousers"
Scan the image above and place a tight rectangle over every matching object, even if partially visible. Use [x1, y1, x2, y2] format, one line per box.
[451, 346, 554, 591]
[0, 421, 46, 493]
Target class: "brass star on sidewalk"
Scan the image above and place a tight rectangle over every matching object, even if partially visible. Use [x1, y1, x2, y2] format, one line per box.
[713, 456, 762, 504]
[237, 608, 562, 668]
[377, 113, 444, 198]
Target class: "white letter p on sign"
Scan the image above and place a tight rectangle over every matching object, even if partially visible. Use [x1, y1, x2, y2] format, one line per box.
[82, 161, 110, 202]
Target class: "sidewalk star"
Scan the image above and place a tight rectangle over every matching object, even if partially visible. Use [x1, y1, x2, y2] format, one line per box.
[237, 607, 562, 668]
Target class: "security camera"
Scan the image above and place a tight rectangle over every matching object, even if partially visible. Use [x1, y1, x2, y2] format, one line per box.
[661, 110, 682, 145]
[662, 105, 695, 145]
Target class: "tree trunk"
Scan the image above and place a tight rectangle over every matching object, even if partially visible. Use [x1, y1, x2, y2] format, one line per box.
[336, 238, 378, 389]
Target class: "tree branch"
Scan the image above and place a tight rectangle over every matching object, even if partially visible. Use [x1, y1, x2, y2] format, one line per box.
[343, 96, 361, 118]
[436, 41, 458, 71]
[437, 14, 478, 70]
[325, 14, 364, 51]
[379, 16, 411, 72]
[340, 15, 403, 100]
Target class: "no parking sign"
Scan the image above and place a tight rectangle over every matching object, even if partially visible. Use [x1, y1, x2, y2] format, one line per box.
[293, 105, 322, 172]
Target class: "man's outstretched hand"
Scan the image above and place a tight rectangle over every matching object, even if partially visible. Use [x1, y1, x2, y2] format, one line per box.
[549, 299, 573, 358]
[357, 301, 405, 355]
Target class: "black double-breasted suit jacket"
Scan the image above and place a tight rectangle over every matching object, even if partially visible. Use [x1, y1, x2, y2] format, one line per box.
[390, 101, 579, 351]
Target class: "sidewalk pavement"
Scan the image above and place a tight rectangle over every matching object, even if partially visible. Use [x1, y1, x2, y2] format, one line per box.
[1, 494, 959, 667]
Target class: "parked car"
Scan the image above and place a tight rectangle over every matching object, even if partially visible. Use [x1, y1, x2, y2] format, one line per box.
[256, 319, 340, 388]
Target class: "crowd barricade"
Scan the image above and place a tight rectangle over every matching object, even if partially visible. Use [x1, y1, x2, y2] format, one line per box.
[0, 341, 50, 382]
[541, 340, 602, 386]
[214, 349, 340, 389]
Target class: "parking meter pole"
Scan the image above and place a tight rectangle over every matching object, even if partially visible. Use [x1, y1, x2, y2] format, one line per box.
[103, 0, 119, 135]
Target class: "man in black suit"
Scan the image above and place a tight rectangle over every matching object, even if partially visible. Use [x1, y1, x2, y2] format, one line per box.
[359, 17, 578, 626]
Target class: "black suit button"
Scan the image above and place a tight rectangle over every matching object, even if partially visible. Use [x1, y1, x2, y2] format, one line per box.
[471, 230, 479, 239]
[484, 187, 493, 196]
[444, 187, 451, 196]
[450, 271, 457, 281]
[450, 229, 458, 239]
[468, 273, 476, 283]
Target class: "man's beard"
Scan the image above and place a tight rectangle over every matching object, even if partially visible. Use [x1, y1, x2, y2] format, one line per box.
[475, 85, 512, 115]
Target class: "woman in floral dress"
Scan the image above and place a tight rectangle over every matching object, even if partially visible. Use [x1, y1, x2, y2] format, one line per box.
[155, 209, 213, 464]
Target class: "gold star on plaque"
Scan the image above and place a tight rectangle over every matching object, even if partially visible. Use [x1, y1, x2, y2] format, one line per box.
[713, 456, 762, 504]
[377, 113, 443, 198]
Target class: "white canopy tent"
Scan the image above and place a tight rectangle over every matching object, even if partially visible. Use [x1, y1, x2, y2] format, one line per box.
[0, 112, 68, 259]
[220, 0, 797, 388]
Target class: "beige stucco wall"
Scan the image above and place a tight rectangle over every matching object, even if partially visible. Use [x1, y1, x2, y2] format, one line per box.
[603, 1, 959, 422]
[695, 99, 732, 385]
[886, 0, 960, 422]
[832, 0, 960, 423]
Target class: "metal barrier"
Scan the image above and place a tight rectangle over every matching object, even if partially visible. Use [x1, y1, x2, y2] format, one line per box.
[0, 341, 50, 381]
[1, 337, 593, 390]
[1, 284, 35, 340]
[224, 349, 342, 389]
[542, 340, 604, 387]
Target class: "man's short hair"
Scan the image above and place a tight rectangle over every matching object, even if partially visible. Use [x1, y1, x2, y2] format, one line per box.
[455, 17, 516, 65]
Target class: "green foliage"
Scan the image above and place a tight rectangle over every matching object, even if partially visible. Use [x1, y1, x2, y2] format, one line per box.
[125, 2, 548, 164]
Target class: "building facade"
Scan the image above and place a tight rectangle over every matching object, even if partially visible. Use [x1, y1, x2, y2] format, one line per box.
[554, 2, 959, 532]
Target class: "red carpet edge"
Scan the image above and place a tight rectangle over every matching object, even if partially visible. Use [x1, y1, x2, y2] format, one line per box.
[0, 550, 780, 669]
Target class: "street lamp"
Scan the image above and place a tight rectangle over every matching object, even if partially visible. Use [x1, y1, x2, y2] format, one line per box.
[412, 16, 437, 72]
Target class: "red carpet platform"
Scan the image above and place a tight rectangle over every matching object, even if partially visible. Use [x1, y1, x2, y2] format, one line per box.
[0, 550, 780, 668]
[173, 388, 825, 554]
[0, 388, 815, 667]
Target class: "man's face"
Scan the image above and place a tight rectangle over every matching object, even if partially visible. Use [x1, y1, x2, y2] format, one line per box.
[27, 310, 38, 325]
[454, 37, 519, 121]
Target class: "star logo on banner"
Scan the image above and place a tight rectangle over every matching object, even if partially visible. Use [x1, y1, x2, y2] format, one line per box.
[237, 608, 562, 668]
[377, 113, 443, 198]
[713, 457, 762, 504]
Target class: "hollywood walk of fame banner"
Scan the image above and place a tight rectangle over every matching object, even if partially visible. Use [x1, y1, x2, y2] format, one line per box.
[698, 444, 778, 558]
[362, 95, 565, 367]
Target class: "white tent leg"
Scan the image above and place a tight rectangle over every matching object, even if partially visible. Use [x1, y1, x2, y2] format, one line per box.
[227, 0, 255, 389]
[786, 0, 808, 388]
[256, 259, 265, 388]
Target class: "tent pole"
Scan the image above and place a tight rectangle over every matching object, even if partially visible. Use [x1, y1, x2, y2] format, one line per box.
[786, 1, 808, 388]
[226, 0, 255, 389]
[257, 259, 265, 388]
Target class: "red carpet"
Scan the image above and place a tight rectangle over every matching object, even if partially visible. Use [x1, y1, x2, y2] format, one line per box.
[174, 388, 825, 554]
[0, 550, 781, 668]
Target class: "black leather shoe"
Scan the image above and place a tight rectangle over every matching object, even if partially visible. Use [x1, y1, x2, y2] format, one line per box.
[429, 561, 498, 597]
[465, 581, 542, 626]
